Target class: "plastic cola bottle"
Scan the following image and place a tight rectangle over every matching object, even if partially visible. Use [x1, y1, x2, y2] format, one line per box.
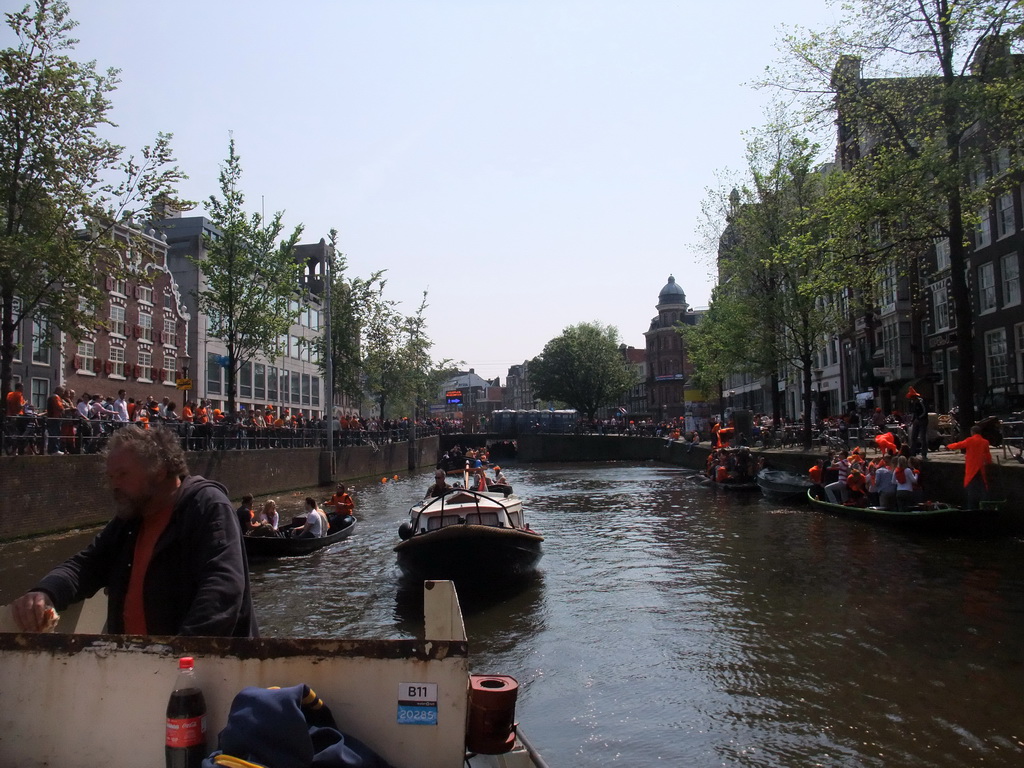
[166, 656, 208, 768]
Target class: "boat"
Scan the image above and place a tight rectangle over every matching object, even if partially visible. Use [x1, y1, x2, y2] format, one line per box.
[756, 468, 813, 502]
[243, 514, 356, 558]
[395, 486, 544, 583]
[692, 474, 759, 492]
[805, 488, 1001, 533]
[0, 581, 545, 768]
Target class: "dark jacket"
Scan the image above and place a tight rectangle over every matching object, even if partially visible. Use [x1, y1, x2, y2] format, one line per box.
[34, 475, 258, 637]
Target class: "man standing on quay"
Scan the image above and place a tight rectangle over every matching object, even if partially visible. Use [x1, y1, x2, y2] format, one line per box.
[10, 425, 258, 637]
[947, 425, 994, 511]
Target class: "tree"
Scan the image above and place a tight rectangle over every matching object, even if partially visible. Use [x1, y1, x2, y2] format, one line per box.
[361, 289, 445, 419]
[690, 118, 841, 446]
[768, 0, 1024, 430]
[316, 229, 386, 408]
[528, 322, 638, 420]
[196, 138, 303, 417]
[0, 0, 187, 404]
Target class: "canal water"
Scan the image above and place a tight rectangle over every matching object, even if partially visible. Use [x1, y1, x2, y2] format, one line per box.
[3, 461, 1024, 767]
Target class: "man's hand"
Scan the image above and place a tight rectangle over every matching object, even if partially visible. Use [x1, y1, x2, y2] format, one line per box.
[10, 591, 59, 632]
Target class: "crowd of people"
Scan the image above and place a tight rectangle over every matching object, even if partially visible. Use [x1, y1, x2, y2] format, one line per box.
[1, 385, 464, 455]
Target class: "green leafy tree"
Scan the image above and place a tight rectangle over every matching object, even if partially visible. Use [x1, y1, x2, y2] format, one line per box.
[316, 229, 386, 408]
[528, 322, 638, 420]
[0, 0, 187, 403]
[361, 290, 445, 419]
[691, 119, 840, 446]
[768, 0, 1024, 430]
[196, 138, 303, 417]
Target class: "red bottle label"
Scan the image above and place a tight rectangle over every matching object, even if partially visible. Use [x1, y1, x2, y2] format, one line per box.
[166, 715, 207, 748]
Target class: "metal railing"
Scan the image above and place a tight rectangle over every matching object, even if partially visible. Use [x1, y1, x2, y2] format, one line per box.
[1, 415, 440, 456]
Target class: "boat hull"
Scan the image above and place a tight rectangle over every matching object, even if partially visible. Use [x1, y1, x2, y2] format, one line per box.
[243, 516, 355, 557]
[806, 489, 1001, 533]
[395, 524, 544, 582]
[756, 469, 813, 502]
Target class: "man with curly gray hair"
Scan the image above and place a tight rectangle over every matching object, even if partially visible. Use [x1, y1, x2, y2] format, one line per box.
[11, 425, 258, 637]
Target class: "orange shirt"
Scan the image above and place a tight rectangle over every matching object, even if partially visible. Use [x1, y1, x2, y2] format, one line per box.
[327, 492, 354, 515]
[123, 502, 174, 634]
[5, 389, 25, 416]
[947, 434, 992, 487]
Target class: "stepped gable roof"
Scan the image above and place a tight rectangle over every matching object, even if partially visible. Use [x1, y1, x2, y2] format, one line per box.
[658, 275, 686, 305]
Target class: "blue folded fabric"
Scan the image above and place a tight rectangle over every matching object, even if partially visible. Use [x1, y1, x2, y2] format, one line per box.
[203, 684, 393, 768]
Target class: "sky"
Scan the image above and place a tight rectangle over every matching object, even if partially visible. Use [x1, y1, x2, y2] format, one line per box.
[17, 0, 841, 382]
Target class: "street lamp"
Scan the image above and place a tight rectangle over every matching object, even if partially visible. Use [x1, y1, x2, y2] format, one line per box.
[179, 352, 191, 408]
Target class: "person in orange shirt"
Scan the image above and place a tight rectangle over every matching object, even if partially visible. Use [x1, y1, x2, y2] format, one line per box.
[5, 381, 25, 416]
[947, 425, 994, 510]
[846, 468, 867, 506]
[324, 483, 355, 528]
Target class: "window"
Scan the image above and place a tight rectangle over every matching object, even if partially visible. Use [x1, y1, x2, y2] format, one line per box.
[206, 352, 222, 395]
[112, 278, 128, 295]
[11, 297, 21, 361]
[268, 366, 278, 401]
[291, 371, 300, 404]
[279, 370, 288, 402]
[880, 264, 898, 309]
[932, 283, 950, 331]
[109, 304, 126, 336]
[308, 307, 319, 331]
[240, 361, 252, 398]
[979, 263, 996, 312]
[935, 238, 950, 272]
[301, 373, 311, 405]
[163, 355, 176, 384]
[993, 147, 1011, 176]
[138, 350, 152, 381]
[138, 311, 153, 342]
[163, 318, 176, 347]
[137, 284, 153, 304]
[985, 328, 1008, 385]
[31, 378, 49, 411]
[312, 376, 320, 407]
[255, 363, 266, 400]
[164, 292, 174, 310]
[291, 335, 301, 359]
[970, 163, 989, 189]
[1002, 253, 1020, 307]
[109, 346, 125, 378]
[976, 207, 992, 249]
[996, 194, 1015, 239]
[31, 317, 50, 364]
[882, 320, 901, 371]
[77, 340, 95, 372]
[1016, 323, 1024, 383]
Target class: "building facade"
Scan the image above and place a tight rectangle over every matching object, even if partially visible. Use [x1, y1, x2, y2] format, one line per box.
[644, 275, 700, 420]
[153, 214, 329, 420]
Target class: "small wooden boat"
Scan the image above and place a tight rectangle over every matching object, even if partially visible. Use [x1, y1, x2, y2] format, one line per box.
[0, 581, 545, 768]
[805, 489, 1000, 533]
[243, 514, 356, 558]
[756, 468, 813, 502]
[395, 487, 543, 582]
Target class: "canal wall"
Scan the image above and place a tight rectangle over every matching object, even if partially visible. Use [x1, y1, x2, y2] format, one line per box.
[0, 436, 439, 541]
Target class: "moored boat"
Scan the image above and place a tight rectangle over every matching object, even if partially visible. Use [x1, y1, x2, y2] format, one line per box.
[806, 488, 1002, 533]
[0, 581, 545, 768]
[395, 487, 543, 583]
[756, 468, 814, 502]
[243, 514, 356, 558]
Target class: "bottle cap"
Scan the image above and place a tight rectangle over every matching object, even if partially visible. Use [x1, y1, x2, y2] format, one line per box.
[178, 656, 195, 670]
